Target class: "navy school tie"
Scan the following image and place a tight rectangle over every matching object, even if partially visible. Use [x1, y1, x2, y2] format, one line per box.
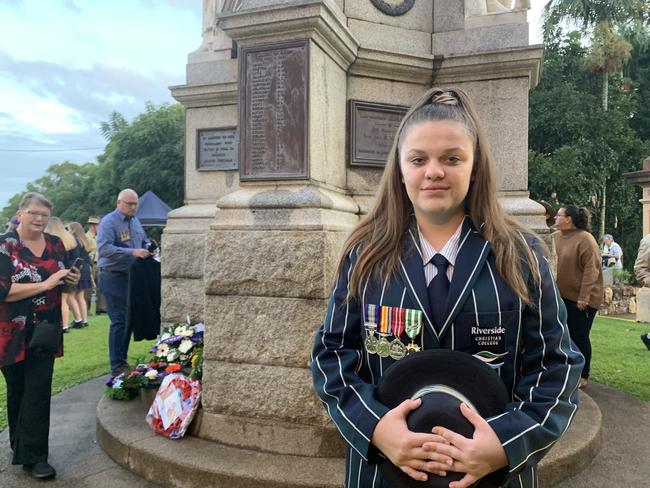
[428, 254, 450, 332]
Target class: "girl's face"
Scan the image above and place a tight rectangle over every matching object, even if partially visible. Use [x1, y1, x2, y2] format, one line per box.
[399, 120, 474, 226]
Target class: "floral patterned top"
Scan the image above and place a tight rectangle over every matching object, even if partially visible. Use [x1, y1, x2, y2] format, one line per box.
[0, 230, 66, 367]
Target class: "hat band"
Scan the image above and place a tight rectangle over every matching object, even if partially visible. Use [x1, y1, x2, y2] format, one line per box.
[410, 385, 478, 412]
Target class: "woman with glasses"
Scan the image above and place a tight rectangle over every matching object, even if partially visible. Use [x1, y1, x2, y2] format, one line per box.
[0, 192, 79, 479]
[553, 205, 603, 389]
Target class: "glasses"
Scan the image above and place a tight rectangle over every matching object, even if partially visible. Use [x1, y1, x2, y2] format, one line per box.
[555, 213, 566, 218]
[24, 210, 50, 219]
[120, 201, 138, 207]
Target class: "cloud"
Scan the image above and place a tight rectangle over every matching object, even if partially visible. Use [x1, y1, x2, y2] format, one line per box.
[0, 121, 104, 207]
[0, 51, 178, 127]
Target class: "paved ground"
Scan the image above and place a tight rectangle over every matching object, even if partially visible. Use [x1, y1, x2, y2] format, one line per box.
[1, 378, 649, 487]
[0, 377, 159, 488]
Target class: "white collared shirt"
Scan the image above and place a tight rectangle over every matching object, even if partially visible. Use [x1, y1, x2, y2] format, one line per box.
[418, 221, 463, 286]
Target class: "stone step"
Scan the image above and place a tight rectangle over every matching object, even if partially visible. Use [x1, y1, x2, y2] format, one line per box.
[97, 391, 601, 488]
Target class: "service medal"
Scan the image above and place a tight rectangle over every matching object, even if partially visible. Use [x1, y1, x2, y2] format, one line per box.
[405, 308, 422, 355]
[364, 304, 379, 354]
[389, 307, 406, 360]
[377, 306, 392, 358]
[365, 333, 379, 354]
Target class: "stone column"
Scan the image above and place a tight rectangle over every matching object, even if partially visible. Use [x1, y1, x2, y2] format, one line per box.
[623, 157, 650, 322]
[624, 157, 650, 236]
[193, 0, 358, 468]
[433, 0, 545, 233]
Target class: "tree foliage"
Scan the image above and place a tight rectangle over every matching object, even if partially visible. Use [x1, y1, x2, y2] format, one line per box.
[529, 28, 650, 271]
[1, 103, 184, 227]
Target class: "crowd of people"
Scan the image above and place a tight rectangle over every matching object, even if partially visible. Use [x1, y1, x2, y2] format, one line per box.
[1, 188, 158, 480]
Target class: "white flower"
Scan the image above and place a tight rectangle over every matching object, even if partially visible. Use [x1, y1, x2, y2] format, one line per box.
[156, 343, 169, 358]
[179, 354, 188, 361]
[178, 339, 193, 354]
[167, 351, 179, 362]
[145, 370, 158, 380]
[160, 332, 171, 341]
[174, 326, 185, 336]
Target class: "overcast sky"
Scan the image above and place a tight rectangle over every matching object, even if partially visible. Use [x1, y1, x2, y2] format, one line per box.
[0, 0, 548, 212]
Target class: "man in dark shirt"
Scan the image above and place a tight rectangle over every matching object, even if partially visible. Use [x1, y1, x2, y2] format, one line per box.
[97, 189, 150, 376]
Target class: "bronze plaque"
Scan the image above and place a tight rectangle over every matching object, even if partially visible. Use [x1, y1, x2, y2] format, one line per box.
[197, 128, 238, 171]
[239, 40, 309, 180]
[349, 100, 408, 167]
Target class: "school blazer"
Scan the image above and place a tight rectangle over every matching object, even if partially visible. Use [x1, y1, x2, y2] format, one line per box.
[311, 218, 584, 488]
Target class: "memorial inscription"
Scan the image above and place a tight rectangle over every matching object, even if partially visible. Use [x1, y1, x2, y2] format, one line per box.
[197, 128, 238, 171]
[239, 40, 309, 180]
[349, 100, 408, 167]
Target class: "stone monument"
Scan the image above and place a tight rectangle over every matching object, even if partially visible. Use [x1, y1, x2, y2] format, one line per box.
[160, 0, 544, 485]
[624, 156, 650, 322]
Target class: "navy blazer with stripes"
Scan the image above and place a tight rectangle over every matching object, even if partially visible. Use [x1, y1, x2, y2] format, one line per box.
[311, 218, 584, 488]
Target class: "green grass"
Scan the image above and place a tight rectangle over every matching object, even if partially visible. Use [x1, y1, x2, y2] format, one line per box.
[1, 315, 649, 433]
[0, 314, 156, 431]
[589, 316, 650, 401]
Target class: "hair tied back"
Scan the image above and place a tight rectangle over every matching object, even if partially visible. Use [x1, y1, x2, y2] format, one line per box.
[430, 91, 459, 106]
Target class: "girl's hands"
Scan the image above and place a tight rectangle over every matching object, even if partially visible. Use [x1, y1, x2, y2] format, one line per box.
[422, 403, 508, 488]
[372, 399, 453, 482]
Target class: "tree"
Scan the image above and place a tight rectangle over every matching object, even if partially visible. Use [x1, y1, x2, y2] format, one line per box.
[528, 28, 650, 272]
[0, 162, 97, 226]
[1, 103, 185, 226]
[544, 0, 649, 237]
[89, 103, 185, 215]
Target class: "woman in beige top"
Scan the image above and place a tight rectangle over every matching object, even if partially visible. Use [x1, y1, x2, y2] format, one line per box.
[553, 205, 603, 388]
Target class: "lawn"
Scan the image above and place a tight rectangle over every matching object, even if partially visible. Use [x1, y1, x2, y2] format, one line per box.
[1, 315, 649, 433]
[589, 316, 650, 401]
[0, 314, 156, 432]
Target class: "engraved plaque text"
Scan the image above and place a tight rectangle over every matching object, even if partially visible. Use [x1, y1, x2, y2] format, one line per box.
[197, 128, 238, 171]
[349, 100, 408, 167]
[239, 40, 309, 180]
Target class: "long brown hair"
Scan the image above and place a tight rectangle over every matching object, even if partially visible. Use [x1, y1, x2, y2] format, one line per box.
[339, 86, 541, 305]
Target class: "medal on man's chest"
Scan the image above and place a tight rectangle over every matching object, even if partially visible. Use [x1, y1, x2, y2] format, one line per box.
[119, 229, 130, 242]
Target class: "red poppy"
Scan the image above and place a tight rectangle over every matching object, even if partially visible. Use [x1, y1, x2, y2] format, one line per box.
[165, 363, 181, 373]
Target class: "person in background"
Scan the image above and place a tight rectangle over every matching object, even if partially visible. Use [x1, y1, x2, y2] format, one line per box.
[97, 189, 150, 377]
[601, 234, 623, 269]
[537, 200, 556, 229]
[1, 192, 79, 480]
[66, 222, 93, 328]
[5, 216, 19, 233]
[85, 216, 106, 314]
[553, 205, 603, 389]
[44, 217, 80, 333]
[634, 233, 650, 351]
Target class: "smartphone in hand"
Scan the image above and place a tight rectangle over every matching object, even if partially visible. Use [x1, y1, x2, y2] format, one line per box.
[71, 257, 83, 270]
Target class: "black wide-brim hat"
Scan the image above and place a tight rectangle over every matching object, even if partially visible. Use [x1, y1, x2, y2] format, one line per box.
[375, 349, 510, 488]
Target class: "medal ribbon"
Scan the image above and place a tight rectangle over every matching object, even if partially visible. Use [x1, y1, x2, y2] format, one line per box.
[366, 304, 378, 325]
[405, 308, 422, 339]
[380, 306, 392, 335]
[393, 307, 405, 337]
